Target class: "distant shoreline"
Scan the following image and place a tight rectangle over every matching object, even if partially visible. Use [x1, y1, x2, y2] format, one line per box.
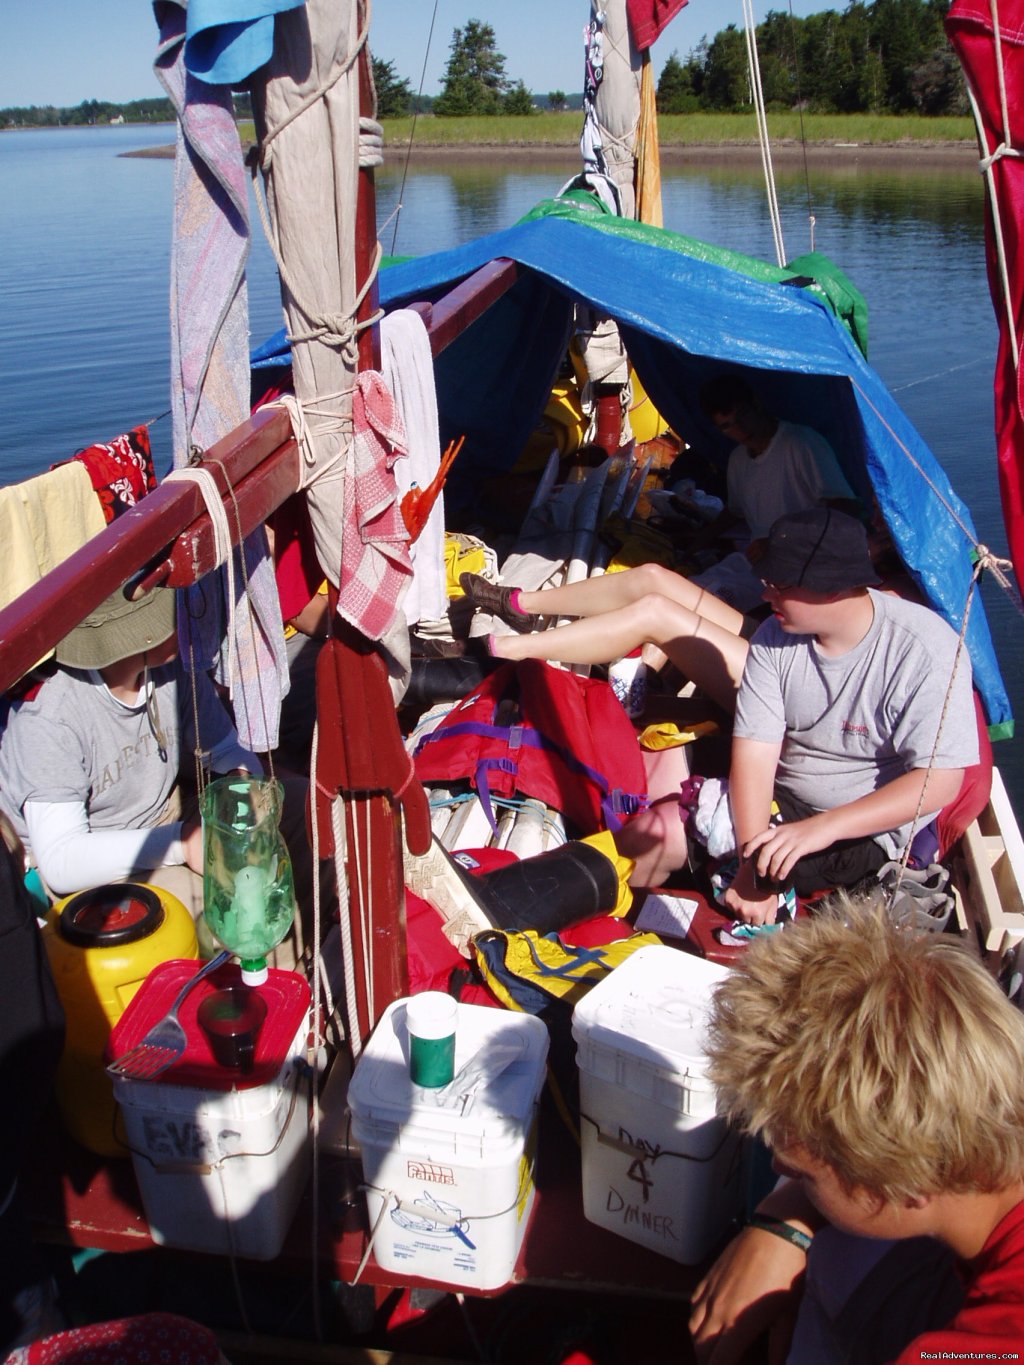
[125, 139, 977, 169]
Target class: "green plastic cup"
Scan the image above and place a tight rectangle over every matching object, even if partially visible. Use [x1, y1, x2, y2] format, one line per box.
[407, 992, 458, 1088]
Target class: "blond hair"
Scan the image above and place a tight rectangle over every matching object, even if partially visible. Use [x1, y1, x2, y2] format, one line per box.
[0, 810, 24, 864]
[706, 894, 1024, 1203]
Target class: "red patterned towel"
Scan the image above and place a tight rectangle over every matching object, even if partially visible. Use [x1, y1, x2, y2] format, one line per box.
[56, 425, 157, 524]
[337, 371, 413, 641]
[8, 1312, 226, 1363]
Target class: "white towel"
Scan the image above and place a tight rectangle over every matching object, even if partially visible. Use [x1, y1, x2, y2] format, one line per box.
[381, 310, 447, 626]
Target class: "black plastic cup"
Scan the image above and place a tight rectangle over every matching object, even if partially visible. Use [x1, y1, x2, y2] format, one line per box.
[197, 986, 268, 1073]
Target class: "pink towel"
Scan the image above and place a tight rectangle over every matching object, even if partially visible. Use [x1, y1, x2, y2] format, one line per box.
[336, 371, 413, 640]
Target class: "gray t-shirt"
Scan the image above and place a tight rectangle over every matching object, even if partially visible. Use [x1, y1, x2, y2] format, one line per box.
[726, 420, 855, 539]
[0, 660, 245, 847]
[733, 589, 979, 855]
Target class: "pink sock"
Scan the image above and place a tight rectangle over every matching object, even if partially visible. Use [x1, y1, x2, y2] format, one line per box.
[487, 634, 503, 658]
[508, 588, 524, 615]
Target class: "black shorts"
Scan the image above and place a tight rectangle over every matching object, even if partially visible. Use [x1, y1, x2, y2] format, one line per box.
[772, 788, 888, 897]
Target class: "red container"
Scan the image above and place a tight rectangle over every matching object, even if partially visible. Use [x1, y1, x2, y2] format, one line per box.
[108, 959, 310, 1091]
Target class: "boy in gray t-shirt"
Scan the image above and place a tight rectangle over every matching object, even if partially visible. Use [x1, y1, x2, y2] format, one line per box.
[725, 508, 978, 925]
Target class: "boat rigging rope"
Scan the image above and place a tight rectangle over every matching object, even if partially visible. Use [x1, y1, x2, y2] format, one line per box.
[389, 0, 441, 255]
[305, 719, 326, 1343]
[886, 558, 979, 901]
[786, 0, 816, 254]
[741, 0, 786, 267]
[963, 1, 1024, 368]
[849, 377, 1020, 901]
[310, 720, 362, 1062]
[591, 5, 642, 174]
[852, 377, 1019, 612]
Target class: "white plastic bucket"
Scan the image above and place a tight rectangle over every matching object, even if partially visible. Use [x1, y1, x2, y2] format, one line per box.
[348, 998, 549, 1290]
[572, 945, 745, 1264]
[113, 1015, 310, 1260]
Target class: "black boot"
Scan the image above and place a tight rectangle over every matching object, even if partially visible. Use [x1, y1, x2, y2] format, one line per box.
[458, 573, 543, 633]
[405, 836, 620, 954]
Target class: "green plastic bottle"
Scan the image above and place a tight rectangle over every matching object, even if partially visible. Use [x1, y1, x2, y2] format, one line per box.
[201, 775, 296, 984]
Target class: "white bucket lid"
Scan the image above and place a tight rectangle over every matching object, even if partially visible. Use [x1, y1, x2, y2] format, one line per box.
[572, 944, 731, 1078]
[348, 998, 549, 1141]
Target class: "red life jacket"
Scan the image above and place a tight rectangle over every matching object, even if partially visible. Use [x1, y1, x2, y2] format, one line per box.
[413, 659, 648, 837]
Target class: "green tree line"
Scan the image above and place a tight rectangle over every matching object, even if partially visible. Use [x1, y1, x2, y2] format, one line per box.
[3, 97, 177, 128]
[4, 2, 966, 130]
[658, 0, 964, 115]
[2, 94, 256, 129]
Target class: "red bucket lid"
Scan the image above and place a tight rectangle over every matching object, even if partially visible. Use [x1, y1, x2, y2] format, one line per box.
[58, 883, 165, 947]
[108, 959, 310, 1091]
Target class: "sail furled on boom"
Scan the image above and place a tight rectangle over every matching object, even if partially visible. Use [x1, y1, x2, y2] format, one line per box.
[153, 2, 290, 753]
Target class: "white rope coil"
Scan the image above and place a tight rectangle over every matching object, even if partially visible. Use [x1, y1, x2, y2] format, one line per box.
[164, 465, 240, 689]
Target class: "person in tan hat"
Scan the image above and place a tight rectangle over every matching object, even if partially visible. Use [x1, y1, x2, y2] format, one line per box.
[0, 580, 260, 911]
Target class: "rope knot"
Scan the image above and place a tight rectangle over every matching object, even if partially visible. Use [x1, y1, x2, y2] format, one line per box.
[973, 544, 1016, 592]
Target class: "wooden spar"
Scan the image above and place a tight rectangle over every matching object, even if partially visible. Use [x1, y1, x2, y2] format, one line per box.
[310, 29, 411, 1048]
[306, 38, 519, 1047]
[0, 258, 518, 701]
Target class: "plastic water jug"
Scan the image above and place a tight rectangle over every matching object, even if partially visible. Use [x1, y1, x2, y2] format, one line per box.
[43, 882, 197, 1155]
[201, 775, 296, 984]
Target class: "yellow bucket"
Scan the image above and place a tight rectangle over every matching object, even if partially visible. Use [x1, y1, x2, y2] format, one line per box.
[43, 883, 198, 1155]
[628, 369, 670, 445]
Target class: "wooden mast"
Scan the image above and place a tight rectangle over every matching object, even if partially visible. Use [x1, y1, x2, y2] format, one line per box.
[310, 25, 418, 1050]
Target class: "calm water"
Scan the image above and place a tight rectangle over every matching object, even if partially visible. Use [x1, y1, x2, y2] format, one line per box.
[1, 126, 1020, 802]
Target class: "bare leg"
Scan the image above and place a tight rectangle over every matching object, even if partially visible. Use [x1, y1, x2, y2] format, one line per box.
[617, 746, 692, 888]
[492, 593, 748, 713]
[518, 563, 747, 638]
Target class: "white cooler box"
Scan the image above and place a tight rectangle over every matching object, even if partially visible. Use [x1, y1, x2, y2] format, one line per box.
[572, 945, 745, 1264]
[347, 998, 549, 1290]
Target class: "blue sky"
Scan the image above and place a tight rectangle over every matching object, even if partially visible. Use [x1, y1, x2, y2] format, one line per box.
[0, 1, 823, 109]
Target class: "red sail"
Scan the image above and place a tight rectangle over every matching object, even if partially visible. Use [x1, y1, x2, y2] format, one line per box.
[626, 0, 688, 52]
[948, 0, 1024, 584]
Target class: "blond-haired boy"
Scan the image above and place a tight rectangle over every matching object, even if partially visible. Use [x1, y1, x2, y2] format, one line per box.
[690, 902, 1024, 1362]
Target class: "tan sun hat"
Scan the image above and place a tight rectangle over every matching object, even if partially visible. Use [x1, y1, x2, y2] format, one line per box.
[55, 584, 177, 670]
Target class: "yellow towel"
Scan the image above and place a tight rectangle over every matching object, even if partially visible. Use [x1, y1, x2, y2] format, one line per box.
[0, 463, 107, 669]
[445, 536, 489, 598]
[0, 462, 106, 611]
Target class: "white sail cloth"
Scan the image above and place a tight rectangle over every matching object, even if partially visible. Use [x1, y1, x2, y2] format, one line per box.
[250, 0, 411, 689]
[581, 0, 642, 220]
[381, 310, 447, 628]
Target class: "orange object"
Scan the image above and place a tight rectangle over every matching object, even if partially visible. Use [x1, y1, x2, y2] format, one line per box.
[401, 435, 464, 540]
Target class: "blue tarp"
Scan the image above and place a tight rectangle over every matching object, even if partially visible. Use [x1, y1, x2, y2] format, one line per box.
[254, 213, 1011, 731]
